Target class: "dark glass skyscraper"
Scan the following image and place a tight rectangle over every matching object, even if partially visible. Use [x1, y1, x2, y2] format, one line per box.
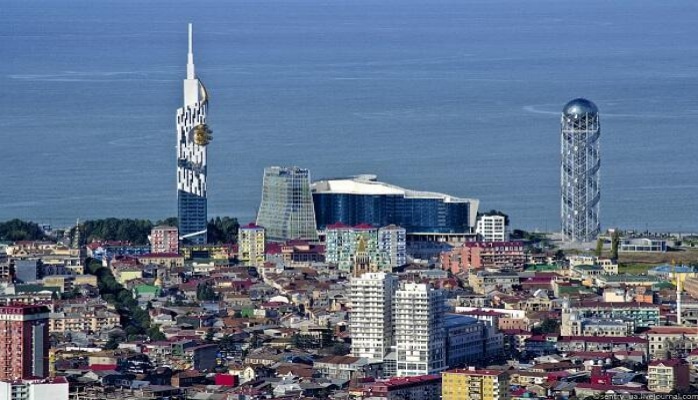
[312, 175, 479, 233]
[177, 24, 210, 244]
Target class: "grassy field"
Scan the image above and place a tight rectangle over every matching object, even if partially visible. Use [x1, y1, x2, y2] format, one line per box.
[612, 247, 698, 274]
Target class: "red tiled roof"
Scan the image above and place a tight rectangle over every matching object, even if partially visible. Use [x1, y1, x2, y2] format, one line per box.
[574, 383, 650, 393]
[464, 241, 524, 248]
[326, 222, 351, 229]
[371, 374, 441, 389]
[354, 223, 375, 229]
[459, 309, 504, 317]
[649, 359, 685, 367]
[558, 336, 648, 344]
[139, 253, 182, 258]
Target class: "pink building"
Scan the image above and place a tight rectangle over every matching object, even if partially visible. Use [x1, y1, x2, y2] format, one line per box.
[150, 225, 179, 254]
[441, 241, 525, 273]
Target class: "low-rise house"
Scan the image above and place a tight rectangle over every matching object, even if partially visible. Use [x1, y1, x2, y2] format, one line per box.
[313, 355, 380, 381]
[354, 374, 442, 400]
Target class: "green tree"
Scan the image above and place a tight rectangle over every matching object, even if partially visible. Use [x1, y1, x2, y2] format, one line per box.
[78, 218, 154, 244]
[207, 217, 239, 244]
[155, 217, 178, 227]
[147, 326, 166, 341]
[535, 318, 560, 334]
[595, 238, 604, 258]
[611, 230, 621, 260]
[0, 219, 47, 241]
[196, 282, 217, 301]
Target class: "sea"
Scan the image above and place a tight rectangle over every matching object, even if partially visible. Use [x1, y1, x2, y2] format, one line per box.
[1, 0, 697, 232]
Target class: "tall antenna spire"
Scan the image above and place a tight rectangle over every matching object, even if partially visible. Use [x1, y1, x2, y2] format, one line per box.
[187, 23, 195, 79]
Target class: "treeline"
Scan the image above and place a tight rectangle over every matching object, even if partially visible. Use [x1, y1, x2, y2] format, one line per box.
[85, 258, 164, 342]
[0, 219, 47, 241]
[207, 216, 239, 244]
[77, 216, 239, 245]
[80, 218, 155, 245]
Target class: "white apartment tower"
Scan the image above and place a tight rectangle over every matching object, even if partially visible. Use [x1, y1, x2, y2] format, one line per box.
[350, 272, 398, 362]
[476, 215, 507, 242]
[394, 282, 446, 376]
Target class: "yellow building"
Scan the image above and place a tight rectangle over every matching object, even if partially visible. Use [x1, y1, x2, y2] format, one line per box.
[115, 268, 143, 285]
[442, 368, 510, 400]
[238, 223, 266, 267]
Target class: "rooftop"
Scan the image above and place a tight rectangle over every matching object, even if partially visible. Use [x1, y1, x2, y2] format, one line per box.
[312, 175, 477, 205]
[444, 368, 506, 377]
[563, 98, 598, 117]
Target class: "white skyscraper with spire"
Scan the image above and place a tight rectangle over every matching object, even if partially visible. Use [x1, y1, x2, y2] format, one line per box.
[177, 23, 211, 244]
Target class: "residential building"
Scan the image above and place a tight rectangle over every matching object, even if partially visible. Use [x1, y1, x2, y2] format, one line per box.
[564, 318, 632, 337]
[378, 225, 407, 268]
[468, 271, 520, 295]
[0, 305, 50, 380]
[476, 215, 507, 242]
[0, 377, 69, 400]
[256, 166, 318, 241]
[561, 300, 660, 334]
[555, 336, 649, 355]
[312, 174, 479, 233]
[394, 282, 446, 376]
[325, 224, 406, 272]
[647, 359, 690, 393]
[313, 355, 380, 381]
[441, 241, 526, 273]
[442, 368, 510, 400]
[444, 314, 485, 367]
[149, 225, 179, 254]
[177, 23, 210, 245]
[645, 327, 698, 360]
[354, 374, 442, 400]
[0, 255, 13, 283]
[560, 98, 601, 243]
[136, 253, 185, 268]
[350, 272, 398, 362]
[49, 308, 120, 334]
[238, 223, 266, 267]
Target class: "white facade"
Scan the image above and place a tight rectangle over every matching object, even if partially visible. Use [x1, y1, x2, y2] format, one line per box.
[177, 24, 208, 197]
[177, 23, 210, 243]
[350, 272, 397, 362]
[0, 380, 69, 400]
[476, 215, 507, 242]
[394, 282, 446, 376]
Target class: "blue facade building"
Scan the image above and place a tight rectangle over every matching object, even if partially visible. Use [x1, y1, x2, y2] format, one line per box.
[312, 175, 479, 234]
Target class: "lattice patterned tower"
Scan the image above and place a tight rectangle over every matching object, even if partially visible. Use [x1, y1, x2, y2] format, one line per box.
[561, 98, 601, 242]
[177, 23, 211, 244]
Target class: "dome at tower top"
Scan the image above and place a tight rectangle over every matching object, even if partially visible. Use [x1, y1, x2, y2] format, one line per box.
[563, 98, 598, 117]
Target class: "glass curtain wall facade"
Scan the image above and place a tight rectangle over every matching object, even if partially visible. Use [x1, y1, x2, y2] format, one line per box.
[312, 176, 478, 234]
[256, 166, 318, 242]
